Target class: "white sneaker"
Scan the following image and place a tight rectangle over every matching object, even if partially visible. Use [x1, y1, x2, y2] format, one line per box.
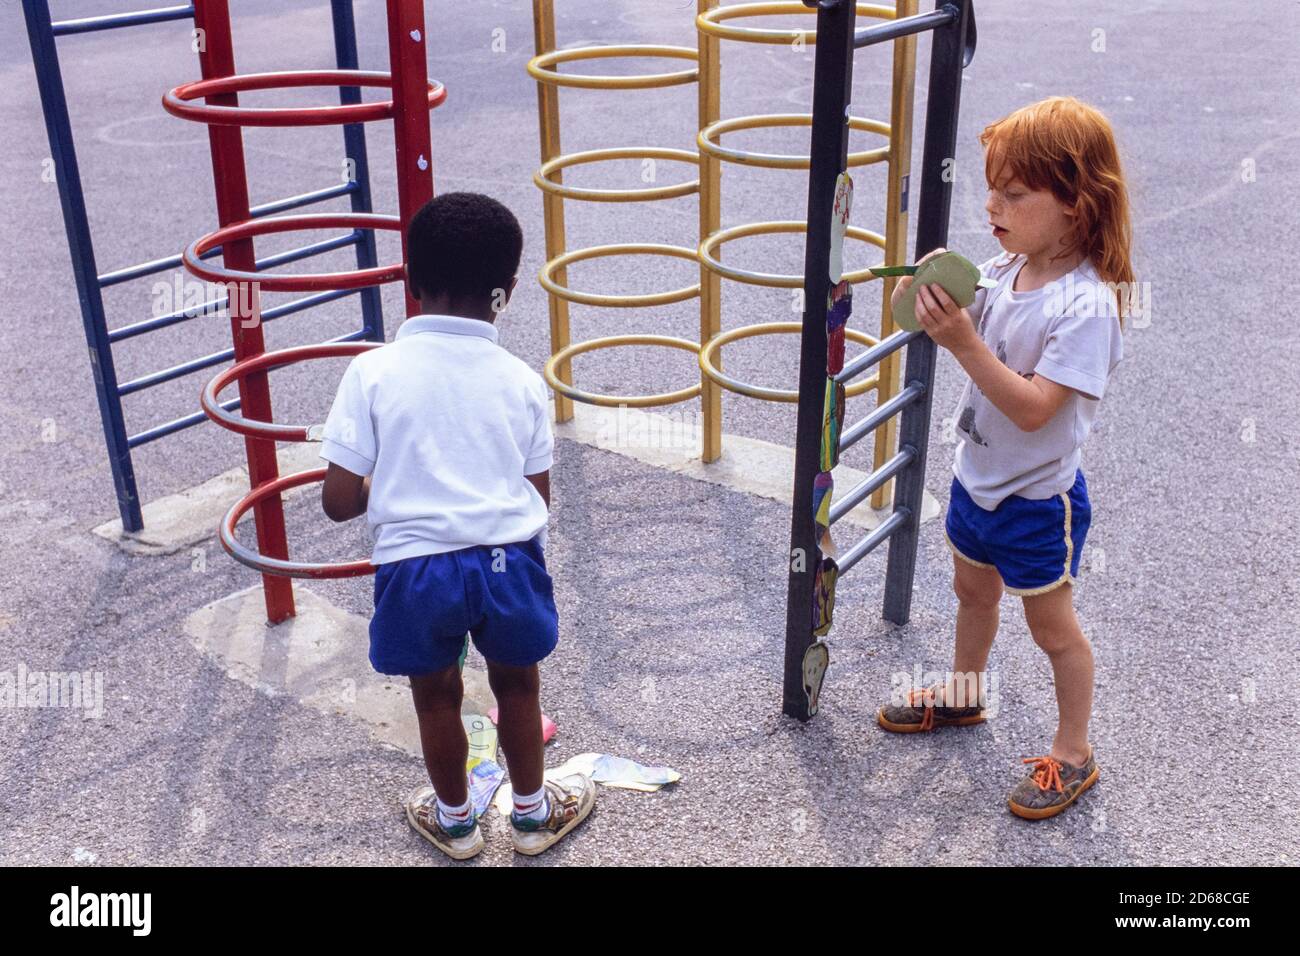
[509, 773, 596, 856]
[404, 785, 485, 861]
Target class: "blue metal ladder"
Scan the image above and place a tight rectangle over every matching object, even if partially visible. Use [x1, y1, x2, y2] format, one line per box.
[22, 0, 386, 531]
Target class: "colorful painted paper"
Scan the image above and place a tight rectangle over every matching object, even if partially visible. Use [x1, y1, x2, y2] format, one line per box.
[819, 524, 835, 559]
[829, 173, 854, 284]
[813, 471, 833, 532]
[469, 759, 505, 818]
[802, 641, 830, 716]
[802, 177, 857, 689]
[820, 377, 846, 473]
[812, 555, 839, 637]
[590, 755, 681, 791]
[826, 280, 852, 376]
[462, 713, 498, 770]
[492, 753, 682, 815]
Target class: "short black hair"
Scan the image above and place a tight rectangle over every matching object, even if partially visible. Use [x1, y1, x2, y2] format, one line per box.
[406, 192, 523, 302]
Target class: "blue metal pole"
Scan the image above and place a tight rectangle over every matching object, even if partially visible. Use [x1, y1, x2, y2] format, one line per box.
[23, 0, 144, 531]
[331, 0, 385, 341]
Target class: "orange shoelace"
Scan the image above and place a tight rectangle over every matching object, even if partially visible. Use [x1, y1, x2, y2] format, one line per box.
[1022, 755, 1065, 792]
[907, 687, 937, 731]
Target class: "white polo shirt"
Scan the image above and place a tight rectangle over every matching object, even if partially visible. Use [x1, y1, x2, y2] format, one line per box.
[318, 314, 553, 564]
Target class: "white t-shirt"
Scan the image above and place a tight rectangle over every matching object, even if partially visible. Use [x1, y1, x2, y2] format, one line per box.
[319, 314, 553, 564]
[952, 252, 1124, 511]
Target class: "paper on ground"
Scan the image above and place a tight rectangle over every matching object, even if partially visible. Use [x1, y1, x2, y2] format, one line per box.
[493, 752, 682, 815]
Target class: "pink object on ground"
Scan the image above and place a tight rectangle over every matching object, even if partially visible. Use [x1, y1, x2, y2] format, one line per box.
[488, 707, 557, 744]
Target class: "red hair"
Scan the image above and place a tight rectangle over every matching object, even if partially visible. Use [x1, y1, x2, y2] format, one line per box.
[980, 96, 1135, 327]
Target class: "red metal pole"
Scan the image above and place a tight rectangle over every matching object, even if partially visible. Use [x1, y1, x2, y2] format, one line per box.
[385, 0, 435, 316]
[192, 0, 295, 623]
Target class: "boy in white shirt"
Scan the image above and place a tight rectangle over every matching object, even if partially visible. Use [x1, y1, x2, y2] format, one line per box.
[318, 192, 595, 859]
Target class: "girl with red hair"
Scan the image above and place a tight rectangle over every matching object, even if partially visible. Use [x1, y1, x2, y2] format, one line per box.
[877, 96, 1133, 820]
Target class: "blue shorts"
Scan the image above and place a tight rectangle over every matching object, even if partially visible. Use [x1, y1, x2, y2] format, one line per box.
[369, 535, 558, 675]
[944, 469, 1091, 596]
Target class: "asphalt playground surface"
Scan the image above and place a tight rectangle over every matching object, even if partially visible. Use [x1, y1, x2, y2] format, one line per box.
[1, 0, 1297, 866]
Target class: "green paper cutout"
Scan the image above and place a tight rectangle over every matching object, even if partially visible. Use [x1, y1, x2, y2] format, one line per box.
[871, 252, 995, 333]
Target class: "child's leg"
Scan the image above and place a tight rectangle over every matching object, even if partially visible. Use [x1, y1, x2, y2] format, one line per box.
[486, 661, 543, 796]
[410, 664, 469, 806]
[948, 553, 1003, 706]
[1021, 582, 1094, 765]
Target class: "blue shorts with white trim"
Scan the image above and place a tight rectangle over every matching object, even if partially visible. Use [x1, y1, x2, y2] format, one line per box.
[369, 534, 558, 675]
[944, 469, 1091, 596]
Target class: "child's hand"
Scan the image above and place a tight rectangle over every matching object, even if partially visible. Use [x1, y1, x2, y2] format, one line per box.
[914, 282, 980, 354]
[888, 246, 949, 309]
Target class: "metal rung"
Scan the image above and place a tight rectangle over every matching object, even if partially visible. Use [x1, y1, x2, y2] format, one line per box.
[854, 7, 956, 48]
[125, 325, 373, 448]
[109, 296, 230, 344]
[837, 507, 910, 576]
[52, 5, 194, 37]
[244, 230, 362, 273]
[829, 444, 916, 525]
[128, 396, 237, 449]
[260, 287, 364, 324]
[99, 247, 215, 290]
[247, 181, 358, 219]
[116, 288, 360, 396]
[325, 327, 373, 345]
[98, 185, 360, 288]
[838, 380, 926, 455]
[835, 327, 918, 385]
[107, 236, 361, 342]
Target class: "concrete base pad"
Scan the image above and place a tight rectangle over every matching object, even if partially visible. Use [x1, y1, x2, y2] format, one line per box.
[555, 404, 940, 532]
[183, 584, 494, 759]
[92, 443, 322, 556]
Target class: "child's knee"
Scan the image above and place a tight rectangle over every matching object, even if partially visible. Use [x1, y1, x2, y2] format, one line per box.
[409, 664, 463, 712]
[952, 570, 1002, 609]
[1028, 617, 1090, 656]
[486, 661, 540, 699]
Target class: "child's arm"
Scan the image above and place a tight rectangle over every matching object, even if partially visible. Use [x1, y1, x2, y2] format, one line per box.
[522, 374, 554, 549]
[317, 358, 377, 517]
[526, 469, 550, 550]
[321, 465, 370, 522]
[914, 283, 1073, 432]
[525, 469, 551, 509]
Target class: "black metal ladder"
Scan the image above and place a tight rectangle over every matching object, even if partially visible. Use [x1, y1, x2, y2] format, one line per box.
[784, 0, 977, 720]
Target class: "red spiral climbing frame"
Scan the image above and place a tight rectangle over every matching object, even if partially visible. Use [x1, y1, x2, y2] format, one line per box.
[165, 0, 444, 623]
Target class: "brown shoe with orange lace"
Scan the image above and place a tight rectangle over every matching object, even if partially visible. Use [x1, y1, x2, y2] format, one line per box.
[1007, 746, 1100, 820]
[876, 683, 987, 733]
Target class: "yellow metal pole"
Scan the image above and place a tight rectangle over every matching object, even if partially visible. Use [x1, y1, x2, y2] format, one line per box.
[697, 0, 723, 462]
[869, 0, 918, 511]
[533, 0, 574, 423]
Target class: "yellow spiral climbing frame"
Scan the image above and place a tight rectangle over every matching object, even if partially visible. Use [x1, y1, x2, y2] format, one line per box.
[530, 0, 919, 508]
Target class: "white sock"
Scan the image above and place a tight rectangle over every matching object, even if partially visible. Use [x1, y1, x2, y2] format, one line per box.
[512, 785, 549, 823]
[436, 796, 473, 831]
